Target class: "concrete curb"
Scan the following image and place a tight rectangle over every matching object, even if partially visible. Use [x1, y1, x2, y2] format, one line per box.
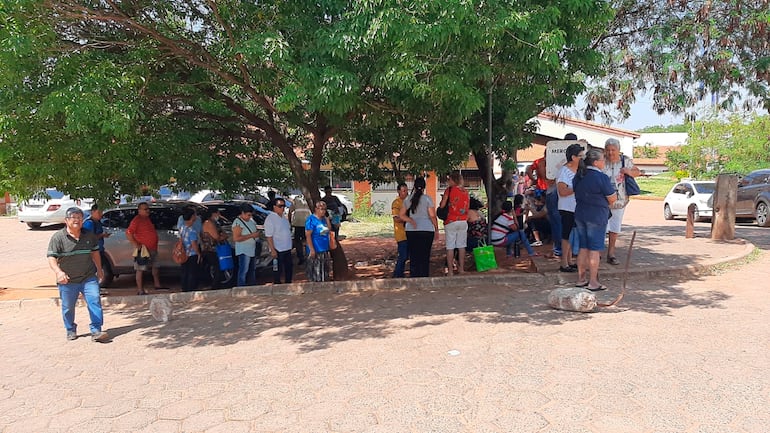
[1, 239, 756, 310]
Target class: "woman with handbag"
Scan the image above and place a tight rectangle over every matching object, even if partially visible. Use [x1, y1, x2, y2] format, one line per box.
[232, 203, 260, 286]
[601, 138, 641, 265]
[399, 177, 439, 278]
[438, 172, 470, 276]
[200, 208, 228, 289]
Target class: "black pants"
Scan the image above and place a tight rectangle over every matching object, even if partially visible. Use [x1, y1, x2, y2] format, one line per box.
[273, 249, 294, 284]
[181, 255, 200, 292]
[292, 226, 306, 263]
[406, 231, 434, 278]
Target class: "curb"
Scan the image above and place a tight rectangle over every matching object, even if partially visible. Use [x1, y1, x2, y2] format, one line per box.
[1, 239, 757, 310]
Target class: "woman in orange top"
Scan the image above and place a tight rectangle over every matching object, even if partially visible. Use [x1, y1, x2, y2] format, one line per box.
[438, 172, 470, 276]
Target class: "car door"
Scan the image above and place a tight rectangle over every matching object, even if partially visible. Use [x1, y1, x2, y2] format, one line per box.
[151, 207, 182, 268]
[736, 173, 759, 217]
[668, 183, 688, 216]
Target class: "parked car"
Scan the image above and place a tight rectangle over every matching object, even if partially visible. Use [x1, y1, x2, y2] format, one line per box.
[100, 200, 271, 288]
[736, 169, 770, 227]
[17, 188, 93, 229]
[663, 180, 716, 222]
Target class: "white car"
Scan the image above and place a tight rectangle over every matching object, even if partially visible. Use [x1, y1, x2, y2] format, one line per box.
[663, 180, 716, 222]
[17, 188, 93, 229]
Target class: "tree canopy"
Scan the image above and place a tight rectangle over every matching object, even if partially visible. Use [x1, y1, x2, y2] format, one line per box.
[1, 0, 768, 204]
[583, 0, 770, 124]
[0, 0, 612, 202]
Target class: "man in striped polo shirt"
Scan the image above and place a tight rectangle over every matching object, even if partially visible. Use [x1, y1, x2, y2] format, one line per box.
[47, 207, 109, 342]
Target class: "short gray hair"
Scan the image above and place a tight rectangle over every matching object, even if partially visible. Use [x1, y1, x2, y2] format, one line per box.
[605, 138, 620, 149]
[65, 207, 84, 218]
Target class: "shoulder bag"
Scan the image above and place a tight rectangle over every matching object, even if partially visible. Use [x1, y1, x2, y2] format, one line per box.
[436, 187, 451, 221]
[622, 156, 641, 196]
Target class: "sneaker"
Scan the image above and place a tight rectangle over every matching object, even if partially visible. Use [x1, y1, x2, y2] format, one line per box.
[91, 331, 110, 343]
[531, 241, 543, 247]
[607, 257, 620, 266]
[559, 266, 577, 273]
[66, 331, 77, 341]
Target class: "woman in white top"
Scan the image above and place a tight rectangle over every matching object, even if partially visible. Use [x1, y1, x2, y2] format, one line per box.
[232, 203, 260, 286]
[557, 143, 584, 273]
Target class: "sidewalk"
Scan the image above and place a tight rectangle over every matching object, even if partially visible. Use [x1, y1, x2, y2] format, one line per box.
[2, 215, 768, 432]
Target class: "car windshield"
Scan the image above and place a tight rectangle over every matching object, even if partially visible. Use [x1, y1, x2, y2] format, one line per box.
[694, 183, 716, 194]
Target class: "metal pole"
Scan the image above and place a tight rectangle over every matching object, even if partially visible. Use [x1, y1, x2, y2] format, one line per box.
[487, 87, 493, 240]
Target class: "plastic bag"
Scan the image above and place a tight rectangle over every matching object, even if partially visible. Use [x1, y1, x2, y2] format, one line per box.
[473, 244, 498, 272]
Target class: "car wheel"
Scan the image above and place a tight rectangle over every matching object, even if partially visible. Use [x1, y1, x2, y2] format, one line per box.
[663, 204, 674, 220]
[756, 201, 770, 227]
[341, 205, 349, 222]
[100, 261, 115, 288]
[26, 222, 42, 229]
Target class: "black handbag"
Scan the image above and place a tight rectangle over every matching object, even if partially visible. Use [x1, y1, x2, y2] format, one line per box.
[622, 156, 641, 196]
[436, 187, 451, 221]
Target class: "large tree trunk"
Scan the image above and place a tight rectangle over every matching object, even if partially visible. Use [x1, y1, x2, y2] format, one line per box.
[711, 174, 737, 241]
[472, 148, 513, 217]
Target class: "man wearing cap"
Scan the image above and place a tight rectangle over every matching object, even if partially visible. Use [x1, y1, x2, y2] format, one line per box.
[47, 207, 109, 342]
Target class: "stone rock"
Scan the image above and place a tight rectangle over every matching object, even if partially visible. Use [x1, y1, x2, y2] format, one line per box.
[149, 297, 173, 322]
[548, 287, 597, 312]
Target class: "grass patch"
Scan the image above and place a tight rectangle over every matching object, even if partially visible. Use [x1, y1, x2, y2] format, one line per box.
[340, 214, 393, 238]
[637, 173, 678, 198]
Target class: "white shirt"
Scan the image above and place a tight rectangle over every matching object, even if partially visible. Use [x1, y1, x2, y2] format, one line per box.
[264, 212, 293, 252]
[557, 165, 577, 212]
[602, 155, 634, 209]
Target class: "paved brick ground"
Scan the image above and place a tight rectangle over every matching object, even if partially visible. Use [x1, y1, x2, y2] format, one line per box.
[1, 200, 768, 432]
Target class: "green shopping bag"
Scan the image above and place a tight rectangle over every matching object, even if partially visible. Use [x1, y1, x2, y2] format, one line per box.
[473, 242, 498, 272]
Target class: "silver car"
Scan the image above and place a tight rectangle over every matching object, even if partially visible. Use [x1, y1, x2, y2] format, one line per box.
[100, 201, 270, 288]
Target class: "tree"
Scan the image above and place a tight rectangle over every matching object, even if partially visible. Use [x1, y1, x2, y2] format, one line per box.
[583, 0, 770, 124]
[665, 114, 770, 178]
[0, 0, 613, 205]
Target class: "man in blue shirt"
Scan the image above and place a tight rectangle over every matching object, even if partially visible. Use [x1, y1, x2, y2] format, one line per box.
[82, 203, 111, 292]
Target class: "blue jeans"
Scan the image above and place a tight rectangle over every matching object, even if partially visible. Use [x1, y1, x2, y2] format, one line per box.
[59, 276, 103, 334]
[237, 254, 257, 286]
[575, 220, 608, 251]
[502, 231, 536, 256]
[545, 190, 562, 255]
[394, 240, 409, 278]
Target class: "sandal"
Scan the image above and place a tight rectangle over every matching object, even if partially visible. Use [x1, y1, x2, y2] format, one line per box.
[606, 257, 620, 265]
[588, 285, 608, 292]
[576, 281, 589, 287]
[136, 290, 147, 296]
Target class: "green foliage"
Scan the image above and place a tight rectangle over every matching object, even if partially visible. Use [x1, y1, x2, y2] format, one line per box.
[665, 115, 770, 178]
[633, 144, 659, 159]
[637, 124, 690, 133]
[0, 0, 612, 202]
[585, 1, 770, 123]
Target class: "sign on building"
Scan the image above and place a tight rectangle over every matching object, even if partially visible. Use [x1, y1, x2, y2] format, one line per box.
[545, 140, 587, 180]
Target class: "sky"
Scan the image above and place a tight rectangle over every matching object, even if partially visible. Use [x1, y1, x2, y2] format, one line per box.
[610, 99, 685, 131]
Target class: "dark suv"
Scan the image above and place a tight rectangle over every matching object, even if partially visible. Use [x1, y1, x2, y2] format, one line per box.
[736, 169, 770, 227]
